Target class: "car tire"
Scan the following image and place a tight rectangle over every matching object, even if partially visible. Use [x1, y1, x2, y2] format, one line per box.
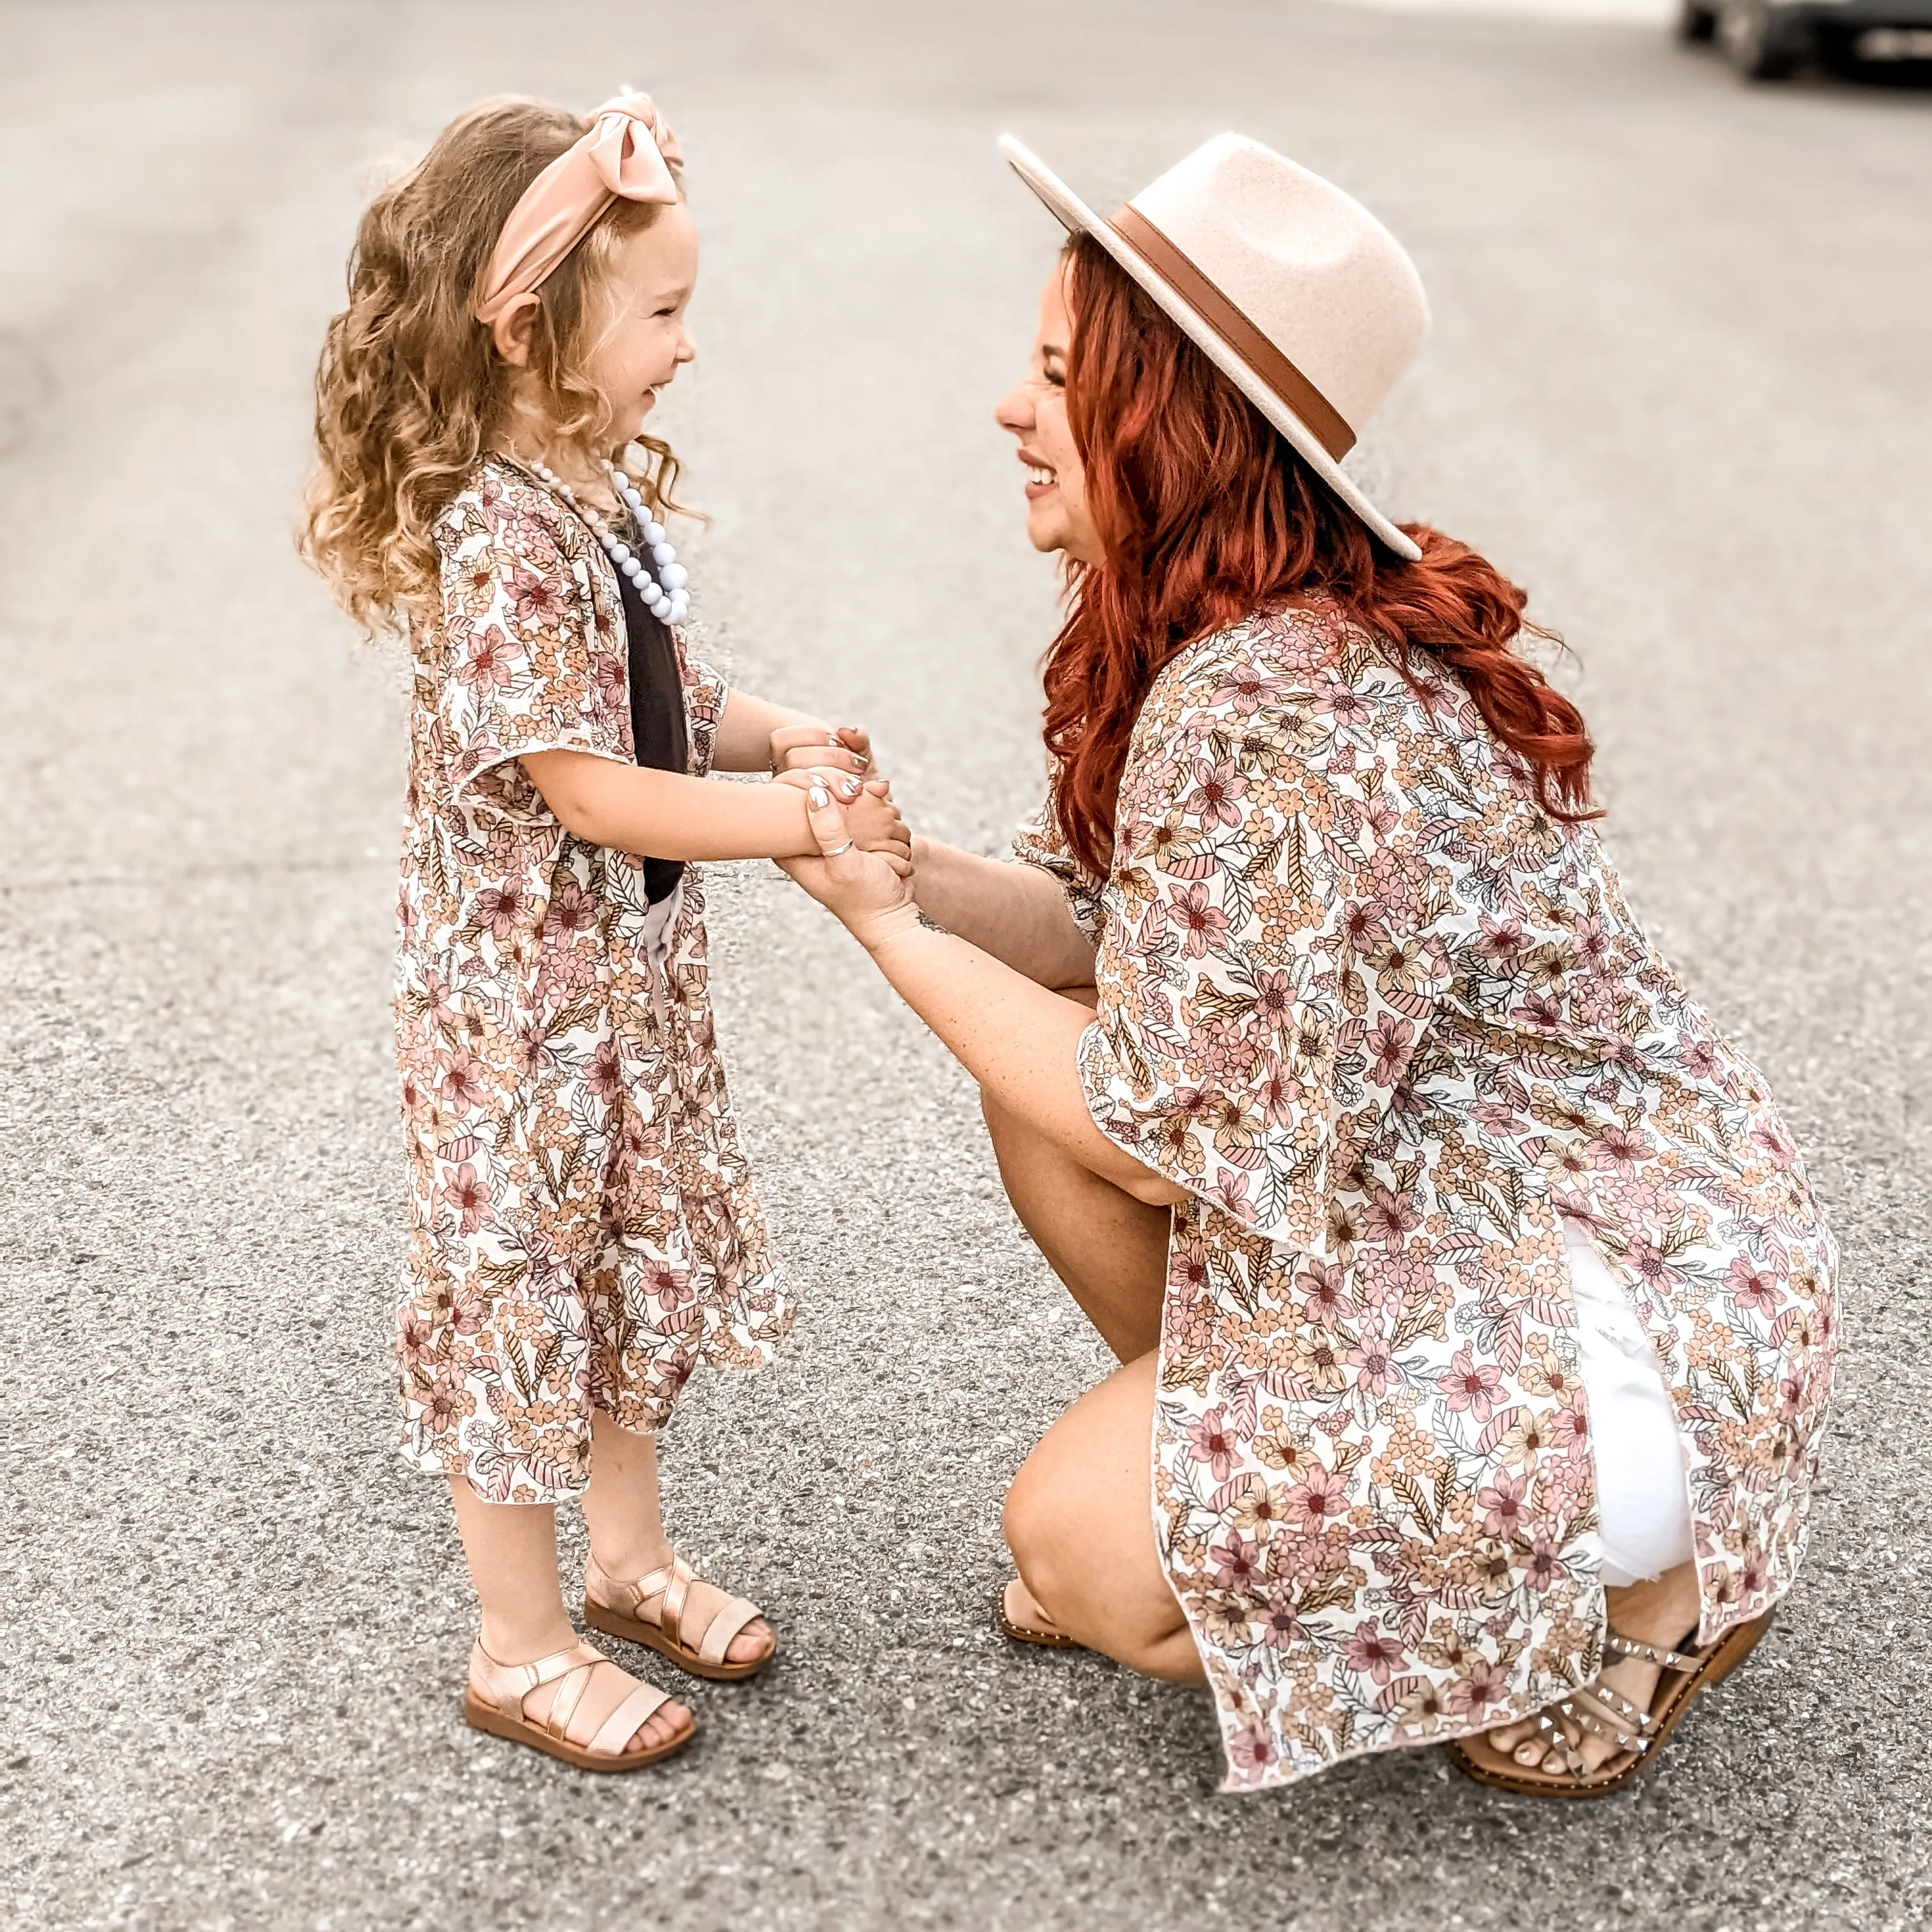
[1718, 0, 1805, 75]
[1678, 0, 1719, 41]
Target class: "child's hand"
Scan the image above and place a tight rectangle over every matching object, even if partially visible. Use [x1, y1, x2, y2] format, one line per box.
[782, 770, 911, 875]
[770, 723, 877, 785]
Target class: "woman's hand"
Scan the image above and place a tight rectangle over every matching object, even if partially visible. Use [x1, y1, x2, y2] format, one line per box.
[770, 722, 877, 784]
[773, 767, 913, 875]
[777, 786, 923, 946]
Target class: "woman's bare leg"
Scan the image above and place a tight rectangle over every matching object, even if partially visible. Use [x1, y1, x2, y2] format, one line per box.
[1003, 1353, 1203, 1683]
[981, 1088, 1170, 1363]
[447, 1478, 689, 1753]
[581, 1412, 772, 1664]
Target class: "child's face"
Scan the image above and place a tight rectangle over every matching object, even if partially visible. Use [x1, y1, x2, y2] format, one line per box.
[590, 201, 698, 439]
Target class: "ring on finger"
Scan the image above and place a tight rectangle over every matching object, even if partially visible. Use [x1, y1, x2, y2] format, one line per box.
[822, 839, 854, 855]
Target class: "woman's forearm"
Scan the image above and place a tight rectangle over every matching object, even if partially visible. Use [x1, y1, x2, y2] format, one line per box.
[859, 916, 1184, 1206]
[521, 751, 820, 860]
[912, 838, 1097, 990]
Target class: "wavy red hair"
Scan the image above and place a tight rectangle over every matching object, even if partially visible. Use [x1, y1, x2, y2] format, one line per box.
[1043, 233, 1596, 878]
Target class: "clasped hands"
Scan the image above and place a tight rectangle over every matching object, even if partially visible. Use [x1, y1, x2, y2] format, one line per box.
[766, 722, 924, 947]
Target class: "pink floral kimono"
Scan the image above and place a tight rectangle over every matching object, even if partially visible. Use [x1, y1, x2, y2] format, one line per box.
[393, 459, 791, 1503]
[1018, 603, 1838, 1792]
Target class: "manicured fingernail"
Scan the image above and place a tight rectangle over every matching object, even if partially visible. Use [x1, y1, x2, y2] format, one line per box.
[809, 786, 829, 808]
[840, 777, 860, 794]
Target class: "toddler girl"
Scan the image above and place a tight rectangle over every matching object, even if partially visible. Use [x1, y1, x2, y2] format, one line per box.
[302, 89, 905, 1770]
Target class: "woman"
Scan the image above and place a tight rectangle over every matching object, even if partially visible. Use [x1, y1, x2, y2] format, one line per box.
[778, 133, 1838, 1796]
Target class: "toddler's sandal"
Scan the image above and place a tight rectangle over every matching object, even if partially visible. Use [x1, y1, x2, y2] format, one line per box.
[463, 1637, 693, 1772]
[585, 1552, 775, 1682]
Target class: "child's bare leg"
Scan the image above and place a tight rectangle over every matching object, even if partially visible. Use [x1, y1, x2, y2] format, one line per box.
[581, 1413, 774, 1665]
[448, 1477, 689, 1754]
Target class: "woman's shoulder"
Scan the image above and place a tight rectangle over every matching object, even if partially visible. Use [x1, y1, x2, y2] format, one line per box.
[432, 458, 590, 568]
[1142, 602, 1407, 728]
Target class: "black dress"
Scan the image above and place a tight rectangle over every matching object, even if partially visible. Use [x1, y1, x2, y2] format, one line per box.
[613, 517, 689, 907]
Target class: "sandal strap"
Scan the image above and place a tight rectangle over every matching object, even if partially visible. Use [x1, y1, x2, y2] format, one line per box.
[696, 1595, 763, 1666]
[1532, 1711, 1591, 1781]
[585, 1681, 671, 1759]
[471, 1639, 604, 1721]
[1604, 1624, 1702, 1673]
[546, 1655, 597, 1743]
[1563, 1689, 1651, 1751]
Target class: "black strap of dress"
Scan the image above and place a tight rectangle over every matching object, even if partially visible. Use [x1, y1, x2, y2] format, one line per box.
[612, 514, 690, 907]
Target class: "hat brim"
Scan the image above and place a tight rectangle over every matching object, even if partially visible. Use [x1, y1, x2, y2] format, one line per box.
[998, 134, 1421, 565]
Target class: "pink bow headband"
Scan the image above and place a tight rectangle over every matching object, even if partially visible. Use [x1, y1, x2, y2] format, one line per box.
[474, 90, 682, 327]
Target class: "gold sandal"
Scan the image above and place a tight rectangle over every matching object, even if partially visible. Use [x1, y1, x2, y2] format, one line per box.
[994, 1575, 1085, 1651]
[1447, 1609, 1774, 1798]
[583, 1552, 775, 1682]
[462, 1637, 693, 1772]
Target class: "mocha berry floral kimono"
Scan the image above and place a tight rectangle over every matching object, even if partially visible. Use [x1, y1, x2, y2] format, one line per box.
[394, 460, 791, 1503]
[1016, 604, 1837, 1793]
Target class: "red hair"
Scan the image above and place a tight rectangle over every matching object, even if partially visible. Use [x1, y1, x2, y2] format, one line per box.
[1044, 233, 1596, 878]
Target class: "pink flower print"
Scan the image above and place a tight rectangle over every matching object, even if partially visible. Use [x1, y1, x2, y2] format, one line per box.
[1255, 1055, 1302, 1130]
[1361, 1183, 1422, 1245]
[507, 560, 571, 630]
[1296, 1259, 1355, 1326]
[1448, 1655, 1512, 1717]
[1310, 678, 1374, 730]
[1170, 1238, 1212, 1297]
[1186, 1407, 1239, 1482]
[1252, 967, 1300, 1034]
[1678, 1034, 1721, 1081]
[1285, 1464, 1351, 1529]
[456, 624, 518, 693]
[1588, 1125, 1653, 1177]
[544, 880, 598, 940]
[1439, 1346, 1505, 1423]
[1185, 756, 1246, 829]
[1477, 1468, 1531, 1537]
[1208, 663, 1278, 715]
[1226, 1726, 1278, 1779]
[1365, 1014, 1415, 1086]
[1339, 898, 1390, 954]
[642, 1259, 695, 1312]
[1725, 1255, 1782, 1318]
[436, 1048, 489, 1113]
[1751, 1121, 1798, 1170]
[1521, 1529, 1567, 1592]
[437, 1162, 492, 1234]
[1169, 882, 1230, 958]
[396, 1308, 434, 1368]
[585, 1038, 624, 1105]
[1210, 1530, 1264, 1591]
[1209, 1170, 1253, 1218]
[1570, 916, 1611, 972]
[1511, 990, 1563, 1032]
[1255, 1587, 1307, 1652]
[1346, 1335, 1397, 1397]
[1476, 914, 1529, 967]
[1342, 1619, 1406, 1684]
[474, 878, 528, 942]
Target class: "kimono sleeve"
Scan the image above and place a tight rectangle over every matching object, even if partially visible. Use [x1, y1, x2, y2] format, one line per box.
[432, 482, 632, 822]
[1011, 797, 1107, 944]
[1074, 647, 1392, 1250]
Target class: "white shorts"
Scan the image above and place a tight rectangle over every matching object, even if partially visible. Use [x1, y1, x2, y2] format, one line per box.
[1564, 1218, 1696, 1588]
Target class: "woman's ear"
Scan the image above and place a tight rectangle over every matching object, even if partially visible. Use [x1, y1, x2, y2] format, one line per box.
[489, 293, 542, 367]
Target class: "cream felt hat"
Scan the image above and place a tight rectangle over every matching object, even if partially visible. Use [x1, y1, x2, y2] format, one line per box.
[999, 132, 1429, 562]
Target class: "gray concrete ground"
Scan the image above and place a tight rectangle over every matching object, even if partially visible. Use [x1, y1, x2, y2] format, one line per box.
[2, 3, 1928, 1928]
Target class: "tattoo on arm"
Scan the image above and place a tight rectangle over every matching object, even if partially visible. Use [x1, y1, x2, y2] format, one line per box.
[915, 908, 948, 936]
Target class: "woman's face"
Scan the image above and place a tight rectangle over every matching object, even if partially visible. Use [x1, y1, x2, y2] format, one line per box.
[995, 264, 1103, 567]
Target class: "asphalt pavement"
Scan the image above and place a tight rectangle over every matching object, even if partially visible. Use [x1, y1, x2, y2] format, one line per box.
[3, 3, 1929, 1928]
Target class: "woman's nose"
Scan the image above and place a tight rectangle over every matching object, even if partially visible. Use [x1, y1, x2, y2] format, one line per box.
[993, 382, 1032, 434]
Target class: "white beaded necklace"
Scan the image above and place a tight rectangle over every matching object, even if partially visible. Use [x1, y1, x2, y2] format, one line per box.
[523, 455, 690, 627]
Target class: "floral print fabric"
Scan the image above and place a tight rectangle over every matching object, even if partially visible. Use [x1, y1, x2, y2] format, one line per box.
[1016, 605, 1837, 1792]
[394, 460, 790, 1503]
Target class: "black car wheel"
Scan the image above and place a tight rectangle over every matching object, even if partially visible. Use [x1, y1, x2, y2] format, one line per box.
[1678, 0, 1719, 40]
[1718, 0, 1807, 75]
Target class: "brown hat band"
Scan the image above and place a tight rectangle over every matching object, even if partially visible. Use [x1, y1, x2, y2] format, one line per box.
[1108, 205, 1357, 463]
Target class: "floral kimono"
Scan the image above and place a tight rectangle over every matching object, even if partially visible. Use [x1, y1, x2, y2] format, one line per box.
[1017, 604, 1838, 1793]
[393, 460, 791, 1503]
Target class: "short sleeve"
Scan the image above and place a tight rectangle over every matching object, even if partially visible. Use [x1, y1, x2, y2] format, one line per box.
[1075, 626, 1446, 1248]
[1011, 797, 1106, 944]
[431, 478, 632, 822]
[678, 646, 728, 779]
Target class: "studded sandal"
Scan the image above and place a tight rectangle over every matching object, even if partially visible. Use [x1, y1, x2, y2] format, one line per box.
[462, 1637, 693, 1772]
[994, 1575, 1086, 1651]
[1446, 1609, 1774, 1798]
[583, 1552, 775, 1682]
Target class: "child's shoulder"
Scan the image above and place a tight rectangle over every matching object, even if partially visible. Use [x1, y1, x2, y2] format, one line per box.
[433, 457, 588, 570]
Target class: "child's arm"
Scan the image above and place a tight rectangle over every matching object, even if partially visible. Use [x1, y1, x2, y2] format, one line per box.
[711, 691, 847, 774]
[519, 749, 910, 866]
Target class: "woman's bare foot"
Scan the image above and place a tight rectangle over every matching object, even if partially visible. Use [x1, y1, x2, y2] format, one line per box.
[1483, 1561, 1703, 1774]
[470, 1630, 691, 1757]
[1005, 1575, 1063, 1635]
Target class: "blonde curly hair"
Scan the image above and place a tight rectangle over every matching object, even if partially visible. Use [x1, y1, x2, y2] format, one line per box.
[301, 96, 690, 636]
